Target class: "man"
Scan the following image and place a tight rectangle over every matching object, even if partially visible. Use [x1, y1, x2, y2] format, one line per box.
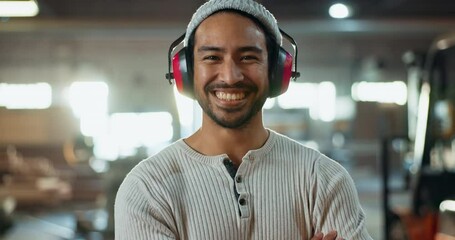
[115, 0, 372, 239]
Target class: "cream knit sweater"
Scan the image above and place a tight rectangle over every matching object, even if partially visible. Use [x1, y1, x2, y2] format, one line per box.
[115, 130, 372, 240]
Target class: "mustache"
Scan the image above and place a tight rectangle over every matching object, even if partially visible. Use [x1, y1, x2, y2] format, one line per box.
[205, 82, 258, 92]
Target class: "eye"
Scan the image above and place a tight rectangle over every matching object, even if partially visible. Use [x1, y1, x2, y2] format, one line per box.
[240, 55, 259, 61]
[203, 55, 220, 61]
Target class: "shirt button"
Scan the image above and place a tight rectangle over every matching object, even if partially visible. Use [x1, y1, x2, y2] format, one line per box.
[249, 155, 254, 161]
[235, 176, 242, 183]
[239, 198, 247, 206]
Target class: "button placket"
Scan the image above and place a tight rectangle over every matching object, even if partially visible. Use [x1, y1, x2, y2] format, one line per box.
[236, 158, 251, 218]
[235, 175, 242, 183]
[238, 197, 246, 206]
[237, 193, 250, 218]
[235, 162, 247, 194]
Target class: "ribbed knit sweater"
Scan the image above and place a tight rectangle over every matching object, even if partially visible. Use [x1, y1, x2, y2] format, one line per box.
[115, 130, 372, 240]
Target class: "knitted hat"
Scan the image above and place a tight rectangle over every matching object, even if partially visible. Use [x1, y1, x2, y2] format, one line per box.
[184, 0, 282, 47]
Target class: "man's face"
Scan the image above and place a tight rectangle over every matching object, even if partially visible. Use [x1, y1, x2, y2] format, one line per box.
[192, 12, 269, 129]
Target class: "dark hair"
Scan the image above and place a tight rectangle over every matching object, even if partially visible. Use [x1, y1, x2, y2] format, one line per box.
[186, 9, 279, 81]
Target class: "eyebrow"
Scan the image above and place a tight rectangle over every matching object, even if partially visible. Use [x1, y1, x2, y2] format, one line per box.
[238, 46, 263, 54]
[196, 46, 264, 54]
[197, 46, 224, 53]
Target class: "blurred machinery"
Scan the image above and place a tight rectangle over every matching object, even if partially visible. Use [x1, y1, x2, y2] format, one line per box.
[0, 131, 107, 237]
[382, 32, 455, 240]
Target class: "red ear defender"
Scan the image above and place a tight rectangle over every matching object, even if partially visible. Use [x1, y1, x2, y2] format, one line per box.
[172, 50, 184, 94]
[281, 51, 293, 93]
[172, 48, 194, 98]
[268, 29, 300, 98]
[269, 47, 293, 98]
[165, 33, 195, 99]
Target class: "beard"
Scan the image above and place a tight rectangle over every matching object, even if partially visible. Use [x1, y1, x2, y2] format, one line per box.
[195, 82, 268, 129]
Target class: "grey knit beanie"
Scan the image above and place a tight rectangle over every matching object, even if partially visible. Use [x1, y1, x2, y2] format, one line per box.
[184, 0, 282, 47]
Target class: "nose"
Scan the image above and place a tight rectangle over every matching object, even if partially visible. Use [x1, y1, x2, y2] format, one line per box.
[218, 59, 244, 84]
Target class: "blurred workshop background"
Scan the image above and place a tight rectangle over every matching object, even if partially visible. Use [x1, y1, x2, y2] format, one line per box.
[1, 0, 455, 239]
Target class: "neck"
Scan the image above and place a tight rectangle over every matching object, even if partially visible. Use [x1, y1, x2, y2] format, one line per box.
[185, 114, 269, 166]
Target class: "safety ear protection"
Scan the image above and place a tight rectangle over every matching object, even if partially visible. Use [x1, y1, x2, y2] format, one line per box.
[165, 28, 300, 99]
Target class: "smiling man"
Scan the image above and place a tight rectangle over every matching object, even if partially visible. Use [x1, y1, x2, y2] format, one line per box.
[114, 0, 372, 239]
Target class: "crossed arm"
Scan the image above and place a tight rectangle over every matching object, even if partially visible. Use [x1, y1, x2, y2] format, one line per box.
[310, 230, 343, 240]
[115, 175, 354, 240]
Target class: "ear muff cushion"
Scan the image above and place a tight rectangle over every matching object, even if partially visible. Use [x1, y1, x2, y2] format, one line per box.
[172, 48, 194, 98]
[269, 47, 293, 98]
[281, 50, 293, 93]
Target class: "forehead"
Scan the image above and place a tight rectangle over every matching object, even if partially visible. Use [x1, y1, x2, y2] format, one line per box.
[194, 11, 267, 47]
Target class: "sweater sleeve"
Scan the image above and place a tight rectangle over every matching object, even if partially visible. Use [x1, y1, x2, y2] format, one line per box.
[313, 155, 372, 240]
[115, 172, 177, 240]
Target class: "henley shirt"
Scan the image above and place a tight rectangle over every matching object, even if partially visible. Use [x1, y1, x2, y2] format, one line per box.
[115, 130, 372, 240]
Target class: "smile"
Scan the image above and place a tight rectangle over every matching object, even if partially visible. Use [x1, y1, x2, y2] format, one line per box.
[215, 91, 246, 101]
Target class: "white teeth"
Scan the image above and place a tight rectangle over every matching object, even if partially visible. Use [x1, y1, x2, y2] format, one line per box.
[215, 92, 245, 101]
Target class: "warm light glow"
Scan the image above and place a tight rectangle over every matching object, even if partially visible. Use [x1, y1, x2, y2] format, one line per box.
[110, 112, 173, 146]
[277, 82, 317, 109]
[411, 82, 430, 174]
[351, 81, 407, 105]
[335, 96, 356, 120]
[317, 82, 336, 122]
[440, 200, 455, 212]
[93, 134, 120, 161]
[0, 0, 39, 17]
[68, 81, 109, 139]
[263, 98, 275, 109]
[276, 82, 337, 122]
[92, 112, 174, 160]
[110, 112, 173, 157]
[436, 38, 455, 51]
[308, 82, 336, 122]
[173, 87, 194, 126]
[68, 81, 109, 118]
[173, 86, 205, 137]
[0, 82, 52, 109]
[329, 3, 351, 19]
[80, 115, 108, 138]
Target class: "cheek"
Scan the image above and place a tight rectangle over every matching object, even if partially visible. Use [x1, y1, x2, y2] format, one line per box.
[248, 65, 269, 86]
[193, 64, 211, 86]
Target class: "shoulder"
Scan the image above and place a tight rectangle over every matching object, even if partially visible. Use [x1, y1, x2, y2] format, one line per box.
[313, 153, 356, 196]
[269, 130, 348, 176]
[115, 141, 185, 203]
[127, 140, 184, 179]
[269, 130, 326, 162]
[270, 130, 318, 152]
